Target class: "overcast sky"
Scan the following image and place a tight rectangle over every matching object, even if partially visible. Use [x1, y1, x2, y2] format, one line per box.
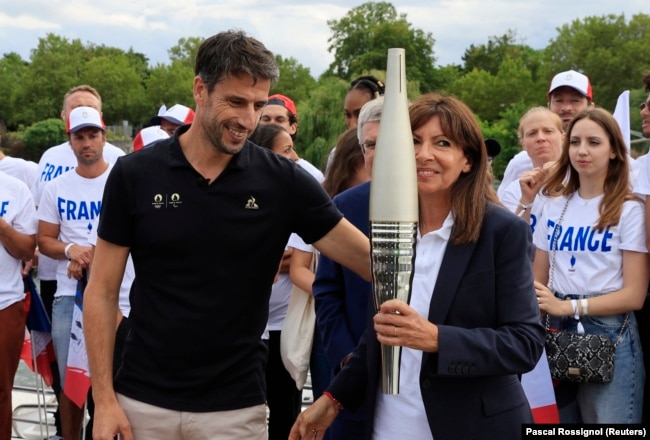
[0, 0, 646, 78]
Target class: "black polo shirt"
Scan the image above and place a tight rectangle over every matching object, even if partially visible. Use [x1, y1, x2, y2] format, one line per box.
[98, 125, 342, 411]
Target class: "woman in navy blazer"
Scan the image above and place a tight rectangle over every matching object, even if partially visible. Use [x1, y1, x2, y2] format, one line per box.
[290, 93, 545, 440]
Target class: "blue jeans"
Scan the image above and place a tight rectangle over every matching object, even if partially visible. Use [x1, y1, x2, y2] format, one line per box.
[548, 299, 645, 423]
[52, 295, 75, 387]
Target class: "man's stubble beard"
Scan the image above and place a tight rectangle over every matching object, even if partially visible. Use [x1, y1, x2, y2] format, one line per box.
[205, 117, 253, 156]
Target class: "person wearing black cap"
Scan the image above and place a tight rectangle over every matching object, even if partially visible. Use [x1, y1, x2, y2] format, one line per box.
[484, 138, 501, 164]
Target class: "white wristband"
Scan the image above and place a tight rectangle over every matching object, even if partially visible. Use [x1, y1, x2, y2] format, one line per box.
[580, 298, 589, 316]
[570, 299, 578, 318]
[518, 201, 533, 211]
[64, 243, 74, 260]
[570, 299, 585, 333]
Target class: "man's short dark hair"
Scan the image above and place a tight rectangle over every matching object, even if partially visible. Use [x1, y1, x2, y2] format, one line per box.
[195, 30, 279, 93]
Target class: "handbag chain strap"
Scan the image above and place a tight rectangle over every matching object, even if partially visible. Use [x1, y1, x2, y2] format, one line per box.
[547, 195, 571, 292]
[544, 193, 629, 348]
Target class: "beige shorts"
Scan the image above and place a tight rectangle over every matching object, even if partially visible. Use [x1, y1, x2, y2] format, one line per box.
[117, 393, 268, 440]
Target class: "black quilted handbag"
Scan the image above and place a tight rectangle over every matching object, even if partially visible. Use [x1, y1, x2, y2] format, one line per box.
[544, 322, 616, 383]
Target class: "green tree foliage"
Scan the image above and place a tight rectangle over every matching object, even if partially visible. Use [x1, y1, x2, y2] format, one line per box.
[480, 101, 530, 181]
[143, 61, 196, 124]
[451, 58, 539, 122]
[0, 53, 28, 128]
[543, 13, 650, 111]
[432, 64, 464, 95]
[89, 44, 150, 78]
[0, 131, 28, 159]
[168, 37, 204, 70]
[12, 34, 88, 124]
[22, 118, 66, 162]
[271, 55, 317, 104]
[295, 67, 421, 170]
[9, 33, 153, 127]
[80, 55, 147, 125]
[325, 1, 438, 92]
[136, 36, 206, 126]
[462, 31, 543, 78]
[295, 77, 349, 169]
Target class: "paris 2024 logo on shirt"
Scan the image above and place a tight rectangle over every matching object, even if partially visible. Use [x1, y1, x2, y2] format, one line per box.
[152, 193, 183, 209]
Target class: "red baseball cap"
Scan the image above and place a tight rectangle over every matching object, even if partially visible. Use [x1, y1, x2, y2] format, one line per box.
[267, 94, 297, 118]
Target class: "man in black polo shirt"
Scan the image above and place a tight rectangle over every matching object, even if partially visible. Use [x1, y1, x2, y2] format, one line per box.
[83, 30, 370, 440]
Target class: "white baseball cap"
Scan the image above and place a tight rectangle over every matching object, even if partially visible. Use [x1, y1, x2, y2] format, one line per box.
[548, 70, 593, 100]
[160, 104, 195, 125]
[67, 106, 106, 133]
[132, 126, 170, 151]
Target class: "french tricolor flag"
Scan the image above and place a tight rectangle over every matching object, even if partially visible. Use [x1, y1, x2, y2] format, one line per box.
[63, 276, 91, 409]
[20, 275, 56, 387]
[521, 348, 560, 423]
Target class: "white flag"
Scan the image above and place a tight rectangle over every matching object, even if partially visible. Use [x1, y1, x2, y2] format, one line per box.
[613, 90, 631, 152]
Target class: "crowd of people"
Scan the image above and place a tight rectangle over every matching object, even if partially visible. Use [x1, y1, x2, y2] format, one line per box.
[1, 29, 649, 440]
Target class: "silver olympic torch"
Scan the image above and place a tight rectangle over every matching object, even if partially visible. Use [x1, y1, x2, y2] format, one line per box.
[369, 48, 418, 395]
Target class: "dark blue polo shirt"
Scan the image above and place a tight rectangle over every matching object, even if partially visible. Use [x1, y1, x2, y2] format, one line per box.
[98, 125, 342, 411]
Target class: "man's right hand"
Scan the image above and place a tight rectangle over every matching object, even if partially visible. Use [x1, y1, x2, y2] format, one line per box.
[92, 399, 133, 440]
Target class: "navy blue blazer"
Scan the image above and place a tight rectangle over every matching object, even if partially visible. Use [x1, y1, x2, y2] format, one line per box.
[314, 181, 372, 371]
[313, 182, 372, 435]
[327, 203, 545, 440]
